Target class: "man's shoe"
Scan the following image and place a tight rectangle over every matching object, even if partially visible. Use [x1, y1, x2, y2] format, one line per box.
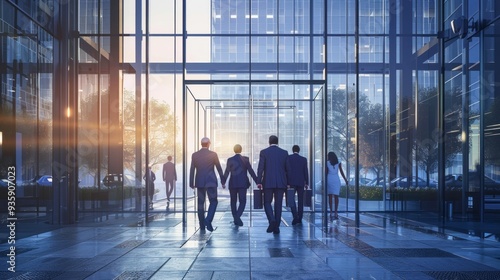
[235, 218, 243, 226]
[199, 227, 206, 233]
[205, 219, 214, 232]
[292, 218, 298, 225]
[273, 227, 280, 234]
[266, 221, 276, 233]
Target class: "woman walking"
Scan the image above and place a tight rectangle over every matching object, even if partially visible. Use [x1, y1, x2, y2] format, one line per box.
[326, 151, 348, 219]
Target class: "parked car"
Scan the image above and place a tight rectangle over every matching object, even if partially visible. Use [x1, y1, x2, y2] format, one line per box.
[102, 174, 135, 188]
[0, 179, 10, 187]
[390, 176, 437, 189]
[446, 173, 500, 191]
[23, 175, 54, 188]
[37, 175, 53, 187]
[444, 174, 462, 189]
[347, 177, 372, 186]
[25, 175, 42, 187]
[470, 172, 500, 191]
[366, 177, 385, 187]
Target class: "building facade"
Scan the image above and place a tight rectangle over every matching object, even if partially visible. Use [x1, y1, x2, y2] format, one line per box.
[1, 0, 500, 239]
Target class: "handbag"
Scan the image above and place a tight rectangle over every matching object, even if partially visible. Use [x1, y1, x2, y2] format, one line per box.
[304, 189, 312, 207]
[253, 189, 263, 209]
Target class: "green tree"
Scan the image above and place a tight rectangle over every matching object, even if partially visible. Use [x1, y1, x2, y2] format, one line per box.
[327, 87, 371, 173]
[359, 102, 385, 184]
[414, 87, 461, 185]
[78, 91, 108, 187]
[327, 88, 349, 162]
[78, 90, 180, 185]
[123, 96, 180, 173]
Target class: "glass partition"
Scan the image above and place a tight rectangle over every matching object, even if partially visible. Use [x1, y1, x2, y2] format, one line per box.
[5, 0, 500, 237]
[0, 1, 54, 219]
[312, 86, 324, 225]
[483, 25, 500, 224]
[185, 82, 324, 230]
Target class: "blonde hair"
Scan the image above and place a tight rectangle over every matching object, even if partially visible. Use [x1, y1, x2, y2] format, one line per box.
[233, 144, 242, 153]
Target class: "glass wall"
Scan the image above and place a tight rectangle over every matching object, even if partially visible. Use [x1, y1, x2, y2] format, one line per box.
[483, 14, 500, 224]
[187, 0, 325, 225]
[440, 0, 500, 234]
[0, 0, 54, 218]
[2, 0, 500, 237]
[75, 0, 185, 217]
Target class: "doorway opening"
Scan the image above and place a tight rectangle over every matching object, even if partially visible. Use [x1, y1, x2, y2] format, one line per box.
[183, 81, 326, 228]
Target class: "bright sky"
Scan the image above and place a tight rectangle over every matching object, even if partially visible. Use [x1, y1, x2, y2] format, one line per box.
[122, 0, 212, 103]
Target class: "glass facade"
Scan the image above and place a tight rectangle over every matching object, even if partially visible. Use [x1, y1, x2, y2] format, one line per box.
[1, 0, 500, 238]
[1, 0, 55, 218]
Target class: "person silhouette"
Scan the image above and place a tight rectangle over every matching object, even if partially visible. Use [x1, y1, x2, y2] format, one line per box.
[257, 135, 290, 234]
[222, 144, 258, 226]
[189, 137, 225, 232]
[162, 155, 177, 210]
[326, 151, 348, 219]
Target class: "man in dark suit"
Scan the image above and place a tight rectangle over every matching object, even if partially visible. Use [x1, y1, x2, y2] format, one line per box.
[287, 145, 309, 225]
[257, 135, 290, 234]
[222, 144, 258, 226]
[143, 166, 156, 210]
[189, 137, 225, 232]
[162, 155, 177, 209]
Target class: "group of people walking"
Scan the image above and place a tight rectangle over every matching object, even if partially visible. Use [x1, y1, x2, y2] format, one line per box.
[189, 135, 348, 234]
[145, 135, 348, 232]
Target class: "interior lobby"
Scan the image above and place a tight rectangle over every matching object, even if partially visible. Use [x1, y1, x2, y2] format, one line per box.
[1, 0, 500, 279]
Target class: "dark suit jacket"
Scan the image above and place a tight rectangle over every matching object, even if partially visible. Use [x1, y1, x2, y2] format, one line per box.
[189, 148, 224, 188]
[162, 161, 177, 182]
[143, 169, 156, 193]
[287, 153, 309, 187]
[223, 154, 258, 189]
[257, 145, 290, 189]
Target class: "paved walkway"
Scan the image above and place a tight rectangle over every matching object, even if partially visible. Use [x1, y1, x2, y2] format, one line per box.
[1, 206, 500, 279]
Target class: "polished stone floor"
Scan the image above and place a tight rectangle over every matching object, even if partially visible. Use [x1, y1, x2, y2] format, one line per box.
[1, 201, 500, 279]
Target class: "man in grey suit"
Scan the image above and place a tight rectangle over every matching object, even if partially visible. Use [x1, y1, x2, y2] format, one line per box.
[287, 145, 309, 225]
[257, 135, 290, 234]
[189, 137, 225, 232]
[162, 155, 177, 209]
[222, 144, 258, 226]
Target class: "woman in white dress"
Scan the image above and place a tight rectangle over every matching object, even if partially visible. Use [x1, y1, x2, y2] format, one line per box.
[326, 152, 348, 219]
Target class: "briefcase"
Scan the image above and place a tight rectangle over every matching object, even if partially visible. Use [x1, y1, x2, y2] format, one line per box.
[253, 189, 263, 209]
[304, 189, 312, 207]
[286, 188, 295, 207]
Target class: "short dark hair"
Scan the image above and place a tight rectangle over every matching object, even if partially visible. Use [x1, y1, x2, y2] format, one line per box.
[269, 135, 278, 145]
[292, 145, 300, 153]
[167, 155, 172, 161]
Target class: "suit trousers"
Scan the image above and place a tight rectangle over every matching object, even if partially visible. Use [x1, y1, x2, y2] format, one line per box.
[263, 188, 285, 227]
[197, 187, 218, 226]
[147, 183, 155, 205]
[229, 188, 247, 219]
[289, 185, 305, 220]
[165, 180, 175, 199]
